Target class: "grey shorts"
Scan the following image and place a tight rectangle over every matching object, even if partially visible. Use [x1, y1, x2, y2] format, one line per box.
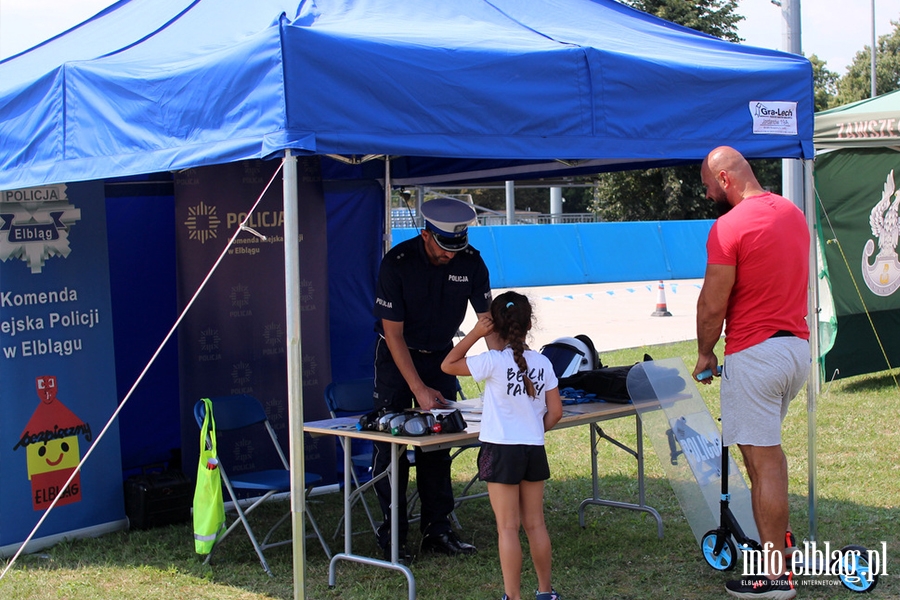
[720, 336, 810, 447]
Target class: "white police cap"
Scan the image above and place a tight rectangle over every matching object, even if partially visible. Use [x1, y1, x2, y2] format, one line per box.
[420, 198, 477, 252]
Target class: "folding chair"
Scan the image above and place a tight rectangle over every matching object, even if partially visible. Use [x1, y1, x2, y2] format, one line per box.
[323, 379, 379, 538]
[193, 394, 331, 576]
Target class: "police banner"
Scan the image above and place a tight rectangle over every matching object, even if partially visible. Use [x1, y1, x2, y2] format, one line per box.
[174, 158, 334, 482]
[0, 181, 126, 555]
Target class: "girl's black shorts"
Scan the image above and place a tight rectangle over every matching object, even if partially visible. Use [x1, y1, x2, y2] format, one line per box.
[477, 442, 550, 484]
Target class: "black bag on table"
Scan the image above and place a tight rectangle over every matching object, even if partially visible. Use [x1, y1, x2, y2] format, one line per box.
[558, 354, 653, 403]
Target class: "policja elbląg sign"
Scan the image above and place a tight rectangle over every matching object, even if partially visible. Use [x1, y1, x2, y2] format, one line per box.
[0, 182, 126, 556]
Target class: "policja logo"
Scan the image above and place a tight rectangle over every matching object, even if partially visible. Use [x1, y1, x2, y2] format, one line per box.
[0, 184, 82, 274]
[183, 200, 221, 244]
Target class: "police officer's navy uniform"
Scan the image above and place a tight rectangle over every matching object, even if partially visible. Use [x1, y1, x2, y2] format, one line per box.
[372, 222, 491, 556]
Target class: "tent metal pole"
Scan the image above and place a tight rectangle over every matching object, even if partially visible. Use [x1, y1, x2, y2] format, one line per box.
[384, 157, 392, 255]
[871, 0, 877, 98]
[804, 158, 819, 542]
[780, 1, 804, 211]
[416, 186, 425, 228]
[550, 187, 563, 223]
[282, 149, 308, 598]
[505, 181, 515, 224]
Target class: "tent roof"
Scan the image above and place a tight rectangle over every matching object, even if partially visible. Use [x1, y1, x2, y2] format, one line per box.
[814, 88, 900, 150]
[0, 0, 814, 190]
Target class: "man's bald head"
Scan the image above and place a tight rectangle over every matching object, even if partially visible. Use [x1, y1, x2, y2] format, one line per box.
[705, 146, 753, 178]
[700, 146, 764, 211]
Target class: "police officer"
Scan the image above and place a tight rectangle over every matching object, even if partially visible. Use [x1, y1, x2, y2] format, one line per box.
[372, 197, 498, 562]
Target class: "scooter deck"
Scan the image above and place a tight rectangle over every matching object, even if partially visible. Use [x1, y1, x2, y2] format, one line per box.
[626, 358, 758, 545]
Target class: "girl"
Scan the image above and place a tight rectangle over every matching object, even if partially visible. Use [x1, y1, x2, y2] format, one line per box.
[441, 291, 563, 600]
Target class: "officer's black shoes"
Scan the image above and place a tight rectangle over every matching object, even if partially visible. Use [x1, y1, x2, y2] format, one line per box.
[421, 531, 477, 556]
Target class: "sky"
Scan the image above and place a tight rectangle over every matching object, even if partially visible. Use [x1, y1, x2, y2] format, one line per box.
[0, 0, 899, 73]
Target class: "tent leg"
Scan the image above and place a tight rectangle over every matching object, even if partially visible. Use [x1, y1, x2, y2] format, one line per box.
[384, 157, 392, 255]
[283, 149, 308, 599]
[804, 158, 818, 542]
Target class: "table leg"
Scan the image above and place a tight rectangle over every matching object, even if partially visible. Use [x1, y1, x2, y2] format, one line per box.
[345, 439, 353, 553]
[577, 417, 664, 538]
[328, 441, 415, 600]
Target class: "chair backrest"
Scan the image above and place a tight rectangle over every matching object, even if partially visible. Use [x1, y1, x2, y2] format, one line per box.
[324, 379, 374, 417]
[194, 394, 289, 471]
[194, 394, 269, 431]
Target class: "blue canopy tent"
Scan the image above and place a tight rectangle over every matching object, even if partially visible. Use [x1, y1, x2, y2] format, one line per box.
[0, 0, 814, 188]
[0, 0, 815, 595]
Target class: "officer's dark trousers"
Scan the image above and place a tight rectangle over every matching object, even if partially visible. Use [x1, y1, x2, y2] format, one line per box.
[372, 338, 456, 549]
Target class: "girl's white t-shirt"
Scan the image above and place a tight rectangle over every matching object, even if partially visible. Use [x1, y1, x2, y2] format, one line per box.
[466, 348, 559, 446]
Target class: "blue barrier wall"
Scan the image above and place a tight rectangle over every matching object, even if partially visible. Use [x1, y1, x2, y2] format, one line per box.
[393, 221, 713, 288]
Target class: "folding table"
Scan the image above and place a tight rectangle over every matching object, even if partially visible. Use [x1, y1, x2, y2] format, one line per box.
[304, 400, 662, 600]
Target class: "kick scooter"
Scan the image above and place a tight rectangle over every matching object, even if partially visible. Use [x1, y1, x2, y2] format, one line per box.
[699, 442, 879, 593]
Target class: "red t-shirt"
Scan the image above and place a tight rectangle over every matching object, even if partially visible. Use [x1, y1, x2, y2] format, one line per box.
[706, 192, 810, 355]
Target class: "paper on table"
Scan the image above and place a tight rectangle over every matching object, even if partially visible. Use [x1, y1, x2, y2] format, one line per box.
[442, 398, 483, 413]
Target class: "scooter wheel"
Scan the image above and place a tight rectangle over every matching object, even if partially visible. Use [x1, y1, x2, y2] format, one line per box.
[701, 530, 736, 571]
[832, 544, 878, 593]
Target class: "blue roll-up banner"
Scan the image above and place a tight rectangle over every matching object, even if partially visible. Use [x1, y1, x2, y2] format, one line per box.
[0, 182, 126, 556]
[174, 158, 335, 484]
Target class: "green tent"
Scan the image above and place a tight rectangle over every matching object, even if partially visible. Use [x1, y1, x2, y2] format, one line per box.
[814, 89, 900, 379]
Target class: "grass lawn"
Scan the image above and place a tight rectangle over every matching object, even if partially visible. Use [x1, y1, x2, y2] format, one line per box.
[1, 340, 897, 599]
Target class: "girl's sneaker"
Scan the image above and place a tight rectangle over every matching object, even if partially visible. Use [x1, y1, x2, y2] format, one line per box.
[536, 590, 560, 600]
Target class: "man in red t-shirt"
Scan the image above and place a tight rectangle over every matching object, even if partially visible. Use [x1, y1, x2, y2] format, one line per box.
[694, 146, 810, 600]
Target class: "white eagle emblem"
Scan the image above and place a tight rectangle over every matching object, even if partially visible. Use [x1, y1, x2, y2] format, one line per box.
[862, 170, 900, 295]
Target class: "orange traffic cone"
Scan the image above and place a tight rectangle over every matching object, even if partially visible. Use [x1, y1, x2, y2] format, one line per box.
[651, 280, 672, 317]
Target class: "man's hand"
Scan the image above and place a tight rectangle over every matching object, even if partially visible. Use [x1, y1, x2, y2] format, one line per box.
[414, 386, 449, 411]
[695, 263, 732, 386]
[692, 353, 719, 385]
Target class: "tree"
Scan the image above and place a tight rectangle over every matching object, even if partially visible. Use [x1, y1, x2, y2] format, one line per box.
[592, 159, 781, 221]
[810, 54, 839, 112]
[593, 165, 709, 221]
[833, 20, 900, 107]
[590, 0, 778, 222]
[625, 0, 742, 42]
